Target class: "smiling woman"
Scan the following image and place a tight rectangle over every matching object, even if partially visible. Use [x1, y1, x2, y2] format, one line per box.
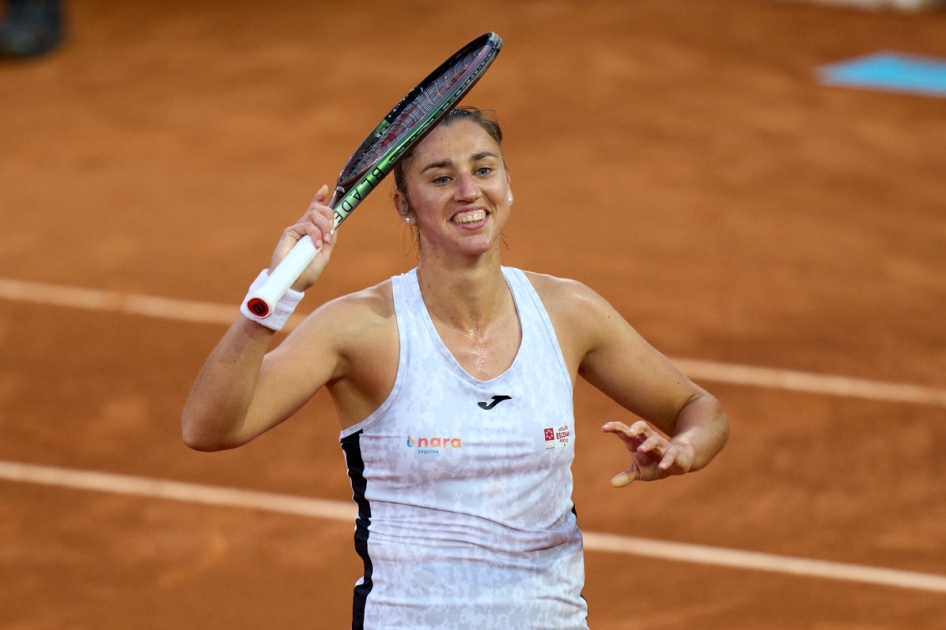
[393, 107, 510, 257]
[181, 106, 729, 630]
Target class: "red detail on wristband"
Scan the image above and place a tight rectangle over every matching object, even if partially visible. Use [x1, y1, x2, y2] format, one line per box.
[246, 298, 270, 318]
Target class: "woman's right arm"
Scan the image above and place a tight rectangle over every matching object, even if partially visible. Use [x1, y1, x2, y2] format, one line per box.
[181, 317, 327, 450]
[181, 186, 340, 451]
[181, 321, 273, 451]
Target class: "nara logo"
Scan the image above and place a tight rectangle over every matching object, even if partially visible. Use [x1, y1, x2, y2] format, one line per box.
[478, 395, 512, 410]
[406, 435, 463, 455]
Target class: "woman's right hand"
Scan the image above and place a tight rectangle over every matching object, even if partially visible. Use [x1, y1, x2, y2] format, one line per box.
[269, 184, 339, 292]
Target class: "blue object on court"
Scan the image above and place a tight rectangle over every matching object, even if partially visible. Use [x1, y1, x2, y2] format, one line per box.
[818, 52, 946, 98]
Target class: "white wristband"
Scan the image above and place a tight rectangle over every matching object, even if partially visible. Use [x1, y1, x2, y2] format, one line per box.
[240, 269, 304, 331]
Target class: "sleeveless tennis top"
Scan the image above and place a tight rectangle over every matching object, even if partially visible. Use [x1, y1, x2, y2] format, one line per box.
[339, 267, 589, 630]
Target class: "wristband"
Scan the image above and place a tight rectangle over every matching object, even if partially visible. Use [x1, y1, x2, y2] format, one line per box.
[240, 269, 304, 331]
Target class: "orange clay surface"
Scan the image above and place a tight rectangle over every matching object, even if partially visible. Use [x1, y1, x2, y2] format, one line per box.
[1, 1, 945, 628]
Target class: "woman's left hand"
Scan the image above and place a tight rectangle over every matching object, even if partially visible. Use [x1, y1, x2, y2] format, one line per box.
[601, 420, 695, 487]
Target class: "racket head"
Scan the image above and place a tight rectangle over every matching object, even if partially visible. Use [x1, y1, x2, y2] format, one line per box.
[336, 32, 503, 192]
[243, 33, 502, 319]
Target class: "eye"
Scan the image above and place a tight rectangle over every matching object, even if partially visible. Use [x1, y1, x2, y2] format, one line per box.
[475, 166, 493, 177]
[431, 175, 452, 185]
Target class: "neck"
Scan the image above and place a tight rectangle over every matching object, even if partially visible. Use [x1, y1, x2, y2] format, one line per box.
[416, 252, 509, 332]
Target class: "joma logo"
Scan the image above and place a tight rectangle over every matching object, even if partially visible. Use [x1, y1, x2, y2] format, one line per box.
[478, 395, 512, 410]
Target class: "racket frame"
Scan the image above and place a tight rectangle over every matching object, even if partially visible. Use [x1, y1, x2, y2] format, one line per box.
[245, 32, 502, 318]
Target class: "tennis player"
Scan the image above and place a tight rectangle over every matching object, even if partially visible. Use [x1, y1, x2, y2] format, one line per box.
[182, 107, 730, 629]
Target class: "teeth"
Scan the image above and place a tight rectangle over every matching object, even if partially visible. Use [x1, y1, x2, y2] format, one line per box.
[455, 210, 486, 224]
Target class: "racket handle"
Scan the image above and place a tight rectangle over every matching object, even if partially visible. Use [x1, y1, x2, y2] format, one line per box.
[243, 236, 318, 318]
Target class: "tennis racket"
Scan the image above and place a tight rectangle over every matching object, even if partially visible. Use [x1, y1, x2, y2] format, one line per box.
[245, 32, 503, 318]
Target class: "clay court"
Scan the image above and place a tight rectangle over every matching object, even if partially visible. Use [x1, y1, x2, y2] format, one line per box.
[2, 0, 945, 628]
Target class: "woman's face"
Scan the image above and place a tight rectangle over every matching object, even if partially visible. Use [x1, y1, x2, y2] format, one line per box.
[394, 119, 512, 262]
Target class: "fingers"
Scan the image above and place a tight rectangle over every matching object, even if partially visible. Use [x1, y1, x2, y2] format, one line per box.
[266, 185, 341, 293]
[601, 420, 660, 456]
[655, 444, 682, 472]
[602, 420, 678, 486]
[610, 466, 639, 488]
[295, 185, 336, 249]
[271, 185, 336, 267]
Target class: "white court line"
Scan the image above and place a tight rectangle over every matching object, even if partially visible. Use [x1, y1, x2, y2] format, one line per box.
[2, 460, 945, 594]
[2, 276, 945, 407]
[672, 358, 946, 408]
[0, 277, 241, 326]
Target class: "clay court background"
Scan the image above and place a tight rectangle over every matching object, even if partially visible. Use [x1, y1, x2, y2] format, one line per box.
[2, 0, 946, 628]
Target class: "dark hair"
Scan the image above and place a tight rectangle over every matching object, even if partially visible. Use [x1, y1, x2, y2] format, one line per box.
[393, 107, 503, 192]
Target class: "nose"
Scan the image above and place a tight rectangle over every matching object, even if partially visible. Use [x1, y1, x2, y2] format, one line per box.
[454, 173, 480, 201]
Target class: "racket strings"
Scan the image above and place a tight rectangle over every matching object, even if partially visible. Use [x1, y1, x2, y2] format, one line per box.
[342, 47, 484, 179]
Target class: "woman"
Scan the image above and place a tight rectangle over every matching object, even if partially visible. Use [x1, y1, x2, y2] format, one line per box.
[182, 107, 729, 629]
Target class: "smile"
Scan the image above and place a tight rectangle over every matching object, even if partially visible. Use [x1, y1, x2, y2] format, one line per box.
[453, 209, 486, 224]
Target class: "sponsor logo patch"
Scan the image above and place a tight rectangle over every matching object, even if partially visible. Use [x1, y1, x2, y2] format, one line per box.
[406, 435, 463, 455]
[543, 424, 572, 450]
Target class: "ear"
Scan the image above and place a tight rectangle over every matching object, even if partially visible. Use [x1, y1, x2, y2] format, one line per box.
[394, 190, 411, 220]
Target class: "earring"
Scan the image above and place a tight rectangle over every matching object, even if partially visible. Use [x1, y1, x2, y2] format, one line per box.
[404, 215, 412, 224]
[507, 192, 514, 204]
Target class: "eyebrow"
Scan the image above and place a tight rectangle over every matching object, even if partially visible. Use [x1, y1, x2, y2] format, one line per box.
[419, 151, 499, 174]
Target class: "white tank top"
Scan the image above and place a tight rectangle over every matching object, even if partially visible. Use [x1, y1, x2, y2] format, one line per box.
[339, 267, 589, 630]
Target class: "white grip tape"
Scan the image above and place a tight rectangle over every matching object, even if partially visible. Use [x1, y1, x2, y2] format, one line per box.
[240, 269, 304, 331]
[243, 235, 318, 320]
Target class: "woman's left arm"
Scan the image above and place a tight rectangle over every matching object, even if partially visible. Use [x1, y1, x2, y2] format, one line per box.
[539, 275, 729, 485]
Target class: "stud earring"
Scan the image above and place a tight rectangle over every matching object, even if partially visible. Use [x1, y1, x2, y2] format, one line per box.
[404, 215, 412, 224]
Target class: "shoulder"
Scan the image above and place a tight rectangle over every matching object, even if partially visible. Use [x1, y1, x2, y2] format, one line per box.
[322, 279, 395, 322]
[288, 279, 396, 349]
[520, 270, 614, 322]
[519, 270, 625, 373]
